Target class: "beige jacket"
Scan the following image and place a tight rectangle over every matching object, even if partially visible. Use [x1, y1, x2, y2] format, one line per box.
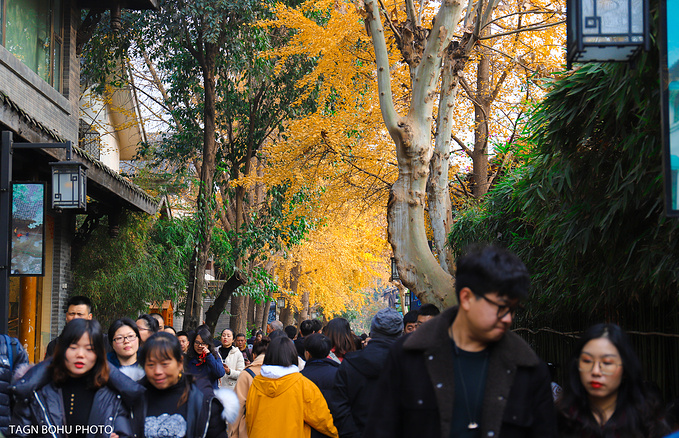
[229, 354, 264, 437]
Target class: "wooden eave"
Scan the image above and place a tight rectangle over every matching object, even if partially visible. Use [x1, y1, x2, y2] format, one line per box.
[1, 92, 158, 215]
[78, 0, 159, 10]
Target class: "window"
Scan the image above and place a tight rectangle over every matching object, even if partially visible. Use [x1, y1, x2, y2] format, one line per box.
[1, 0, 63, 92]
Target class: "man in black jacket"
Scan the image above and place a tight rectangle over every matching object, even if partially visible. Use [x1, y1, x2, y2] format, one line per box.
[363, 245, 557, 438]
[45, 295, 93, 358]
[330, 308, 403, 438]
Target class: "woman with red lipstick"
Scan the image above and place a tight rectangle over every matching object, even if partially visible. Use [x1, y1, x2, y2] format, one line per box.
[557, 323, 669, 438]
[11, 319, 144, 438]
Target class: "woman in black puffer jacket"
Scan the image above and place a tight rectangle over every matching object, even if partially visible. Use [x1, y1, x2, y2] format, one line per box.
[9, 319, 144, 438]
[131, 332, 239, 438]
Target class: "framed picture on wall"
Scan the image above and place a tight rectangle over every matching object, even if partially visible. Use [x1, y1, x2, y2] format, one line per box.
[10, 182, 46, 276]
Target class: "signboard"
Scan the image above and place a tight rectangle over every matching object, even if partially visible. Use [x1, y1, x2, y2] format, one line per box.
[10, 183, 45, 275]
[661, 0, 679, 216]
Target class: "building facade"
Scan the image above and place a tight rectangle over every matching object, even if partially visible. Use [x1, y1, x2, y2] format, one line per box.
[0, 0, 157, 361]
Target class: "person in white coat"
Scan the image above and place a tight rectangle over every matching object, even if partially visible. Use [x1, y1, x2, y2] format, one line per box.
[219, 328, 245, 389]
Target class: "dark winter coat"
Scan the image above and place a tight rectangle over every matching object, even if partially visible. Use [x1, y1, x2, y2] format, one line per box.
[131, 376, 228, 438]
[301, 358, 340, 438]
[294, 337, 306, 358]
[329, 337, 395, 438]
[362, 307, 557, 438]
[0, 336, 28, 436]
[9, 360, 145, 438]
[301, 358, 339, 397]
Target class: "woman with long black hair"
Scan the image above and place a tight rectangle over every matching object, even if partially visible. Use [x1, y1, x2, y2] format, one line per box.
[323, 318, 355, 363]
[557, 323, 670, 438]
[185, 325, 225, 391]
[11, 319, 144, 438]
[134, 332, 238, 438]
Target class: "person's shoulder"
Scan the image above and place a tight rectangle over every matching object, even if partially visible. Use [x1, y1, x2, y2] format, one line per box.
[497, 331, 541, 367]
[106, 365, 146, 402]
[12, 360, 51, 397]
[299, 372, 323, 390]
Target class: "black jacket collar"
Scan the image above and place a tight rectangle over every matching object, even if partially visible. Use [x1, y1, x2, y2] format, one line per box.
[402, 306, 540, 367]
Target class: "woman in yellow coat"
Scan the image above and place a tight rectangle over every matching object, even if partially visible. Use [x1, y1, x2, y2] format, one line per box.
[246, 336, 338, 438]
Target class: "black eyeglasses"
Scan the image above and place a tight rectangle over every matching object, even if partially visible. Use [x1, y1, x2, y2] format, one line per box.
[112, 334, 138, 344]
[478, 294, 523, 319]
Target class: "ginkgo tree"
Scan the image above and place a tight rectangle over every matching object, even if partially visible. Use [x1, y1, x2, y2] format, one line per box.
[272, 206, 390, 322]
[262, 0, 565, 308]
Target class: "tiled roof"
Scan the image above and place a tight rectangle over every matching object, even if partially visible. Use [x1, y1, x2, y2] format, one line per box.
[0, 90, 158, 211]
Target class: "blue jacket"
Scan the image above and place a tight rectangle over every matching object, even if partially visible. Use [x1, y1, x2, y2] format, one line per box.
[301, 358, 339, 398]
[302, 358, 340, 438]
[185, 353, 225, 391]
[0, 335, 28, 436]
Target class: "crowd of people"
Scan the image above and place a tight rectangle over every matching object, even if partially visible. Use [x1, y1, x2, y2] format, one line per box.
[0, 244, 678, 438]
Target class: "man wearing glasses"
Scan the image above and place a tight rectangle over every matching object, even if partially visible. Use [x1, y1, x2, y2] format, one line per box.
[364, 244, 556, 438]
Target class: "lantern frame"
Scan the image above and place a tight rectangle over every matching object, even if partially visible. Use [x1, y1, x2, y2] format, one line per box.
[390, 257, 400, 281]
[660, 0, 679, 216]
[567, 0, 650, 68]
[50, 160, 88, 210]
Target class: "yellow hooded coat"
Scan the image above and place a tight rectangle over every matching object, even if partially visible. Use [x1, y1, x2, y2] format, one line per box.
[245, 372, 338, 438]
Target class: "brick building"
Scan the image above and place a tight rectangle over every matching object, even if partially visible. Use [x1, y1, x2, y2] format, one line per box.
[0, 0, 157, 361]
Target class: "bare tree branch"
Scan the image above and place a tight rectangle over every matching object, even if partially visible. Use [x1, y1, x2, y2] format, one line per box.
[364, 0, 401, 138]
[483, 9, 562, 28]
[378, 0, 403, 42]
[479, 20, 565, 40]
[404, 0, 419, 27]
[455, 174, 472, 198]
[452, 134, 472, 158]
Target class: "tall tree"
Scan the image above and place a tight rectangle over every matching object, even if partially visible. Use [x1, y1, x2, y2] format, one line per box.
[363, 0, 564, 306]
[263, 0, 564, 306]
[124, 0, 319, 331]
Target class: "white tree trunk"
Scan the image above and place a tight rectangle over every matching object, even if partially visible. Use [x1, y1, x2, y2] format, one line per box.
[365, 0, 467, 308]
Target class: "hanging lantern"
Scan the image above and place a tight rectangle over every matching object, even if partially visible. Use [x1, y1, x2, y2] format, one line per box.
[390, 257, 399, 281]
[50, 160, 87, 209]
[567, 0, 649, 68]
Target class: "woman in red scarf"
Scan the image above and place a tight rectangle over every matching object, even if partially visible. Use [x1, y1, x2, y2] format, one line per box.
[185, 324, 225, 391]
